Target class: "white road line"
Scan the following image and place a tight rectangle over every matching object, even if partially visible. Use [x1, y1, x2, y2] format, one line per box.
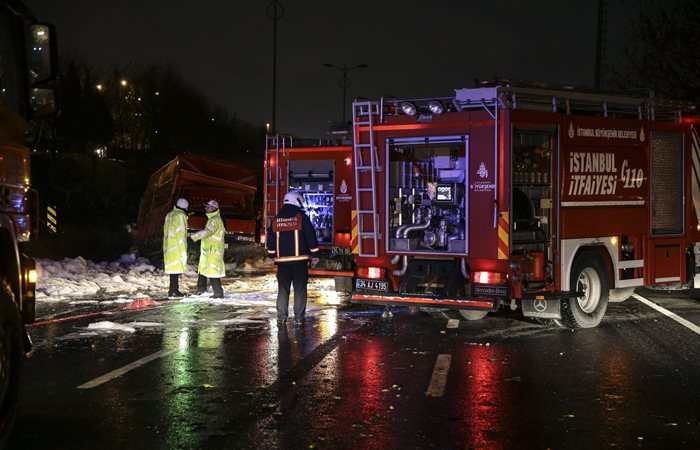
[632, 293, 700, 335]
[446, 319, 460, 329]
[426, 354, 452, 397]
[77, 349, 174, 389]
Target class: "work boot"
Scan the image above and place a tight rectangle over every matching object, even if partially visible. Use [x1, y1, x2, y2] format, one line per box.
[168, 290, 185, 299]
[294, 317, 306, 327]
[195, 275, 208, 295]
[211, 278, 224, 299]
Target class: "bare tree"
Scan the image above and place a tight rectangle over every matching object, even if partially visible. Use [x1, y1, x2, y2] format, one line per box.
[621, 0, 700, 102]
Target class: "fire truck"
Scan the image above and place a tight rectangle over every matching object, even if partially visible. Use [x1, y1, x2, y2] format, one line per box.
[0, 0, 56, 439]
[349, 81, 699, 328]
[264, 135, 355, 290]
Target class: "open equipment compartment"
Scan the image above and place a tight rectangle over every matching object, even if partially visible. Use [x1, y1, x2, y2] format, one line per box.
[287, 159, 335, 245]
[386, 136, 468, 255]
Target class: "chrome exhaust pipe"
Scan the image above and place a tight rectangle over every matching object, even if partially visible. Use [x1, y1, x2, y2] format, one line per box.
[393, 255, 409, 276]
[460, 258, 469, 280]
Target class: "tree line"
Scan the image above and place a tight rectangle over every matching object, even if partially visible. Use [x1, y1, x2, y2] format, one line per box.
[617, 0, 700, 106]
[29, 58, 265, 259]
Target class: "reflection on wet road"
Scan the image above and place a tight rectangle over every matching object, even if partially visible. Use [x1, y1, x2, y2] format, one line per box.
[9, 281, 700, 449]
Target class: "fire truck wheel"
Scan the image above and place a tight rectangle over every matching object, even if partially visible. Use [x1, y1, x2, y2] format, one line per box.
[459, 310, 488, 321]
[0, 280, 21, 445]
[561, 251, 609, 328]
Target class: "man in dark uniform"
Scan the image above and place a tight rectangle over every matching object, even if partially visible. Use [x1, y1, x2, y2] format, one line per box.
[266, 191, 319, 327]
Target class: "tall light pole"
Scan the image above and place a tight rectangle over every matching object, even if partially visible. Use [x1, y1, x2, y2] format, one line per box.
[323, 63, 367, 122]
[267, 0, 284, 134]
[594, 0, 608, 89]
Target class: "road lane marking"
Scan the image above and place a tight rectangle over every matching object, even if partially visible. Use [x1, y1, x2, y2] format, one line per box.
[632, 293, 700, 335]
[446, 319, 460, 329]
[77, 349, 174, 389]
[426, 354, 452, 397]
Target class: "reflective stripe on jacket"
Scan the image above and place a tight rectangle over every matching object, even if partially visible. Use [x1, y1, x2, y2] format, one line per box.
[265, 204, 320, 264]
[163, 207, 188, 274]
[191, 209, 226, 278]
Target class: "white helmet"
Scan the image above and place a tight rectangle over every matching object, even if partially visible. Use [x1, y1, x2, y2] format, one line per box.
[206, 199, 219, 209]
[176, 198, 188, 209]
[283, 191, 305, 208]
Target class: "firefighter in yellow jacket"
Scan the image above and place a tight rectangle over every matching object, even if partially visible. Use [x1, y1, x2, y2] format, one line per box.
[163, 198, 189, 298]
[190, 199, 225, 298]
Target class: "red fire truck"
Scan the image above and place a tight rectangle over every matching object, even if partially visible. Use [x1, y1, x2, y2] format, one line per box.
[264, 135, 354, 290]
[349, 82, 699, 328]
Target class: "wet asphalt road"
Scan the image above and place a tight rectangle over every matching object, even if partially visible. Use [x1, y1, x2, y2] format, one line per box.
[8, 285, 700, 449]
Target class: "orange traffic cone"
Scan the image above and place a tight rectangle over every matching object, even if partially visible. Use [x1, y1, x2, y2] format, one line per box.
[123, 297, 160, 310]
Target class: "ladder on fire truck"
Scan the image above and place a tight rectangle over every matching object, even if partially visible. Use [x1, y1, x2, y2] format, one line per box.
[264, 134, 283, 229]
[352, 100, 381, 257]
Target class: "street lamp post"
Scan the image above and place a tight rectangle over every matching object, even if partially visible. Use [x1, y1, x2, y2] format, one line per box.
[267, 0, 285, 134]
[323, 63, 367, 122]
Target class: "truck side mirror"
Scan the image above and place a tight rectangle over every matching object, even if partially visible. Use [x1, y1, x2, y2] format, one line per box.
[30, 87, 56, 117]
[27, 24, 57, 118]
[27, 23, 57, 84]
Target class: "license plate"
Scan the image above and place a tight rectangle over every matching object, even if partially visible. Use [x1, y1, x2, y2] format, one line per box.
[355, 278, 389, 292]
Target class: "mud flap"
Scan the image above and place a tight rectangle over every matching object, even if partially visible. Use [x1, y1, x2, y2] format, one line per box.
[334, 276, 352, 292]
[522, 298, 561, 319]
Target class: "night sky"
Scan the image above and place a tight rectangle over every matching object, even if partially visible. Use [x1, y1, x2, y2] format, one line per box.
[27, 0, 637, 138]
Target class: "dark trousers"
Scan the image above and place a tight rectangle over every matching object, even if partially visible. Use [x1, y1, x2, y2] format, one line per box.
[197, 275, 224, 297]
[168, 274, 179, 293]
[276, 261, 308, 320]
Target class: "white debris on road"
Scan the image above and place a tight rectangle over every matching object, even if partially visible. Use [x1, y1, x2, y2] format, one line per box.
[32, 256, 343, 341]
[87, 321, 137, 333]
[36, 256, 167, 300]
[35, 256, 336, 305]
[35, 255, 276, 301]
[127, 322, 165, 328]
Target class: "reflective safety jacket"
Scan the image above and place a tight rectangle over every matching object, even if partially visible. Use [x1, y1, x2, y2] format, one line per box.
[163, 207, 188, 274]
[266, 204, 319, 264]
[191, 209, 226, 278]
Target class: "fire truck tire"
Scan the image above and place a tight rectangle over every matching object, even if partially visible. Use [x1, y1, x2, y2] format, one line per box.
[459, 310, 488, 321]
[0, 279, 21, 445]
[561, 251, 609, 328]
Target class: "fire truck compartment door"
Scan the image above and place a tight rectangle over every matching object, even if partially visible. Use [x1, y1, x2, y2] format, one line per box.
[652, 244, 682, 283]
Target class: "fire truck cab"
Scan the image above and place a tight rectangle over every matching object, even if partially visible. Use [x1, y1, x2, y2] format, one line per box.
[350, 82, 699, 328]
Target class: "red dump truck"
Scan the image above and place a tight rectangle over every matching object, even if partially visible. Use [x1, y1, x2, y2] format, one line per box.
[349, 81, 699, 328]
[0, 0, 57, 440]
[136, 152, 257, 262]
[264, 135, 355, 290]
